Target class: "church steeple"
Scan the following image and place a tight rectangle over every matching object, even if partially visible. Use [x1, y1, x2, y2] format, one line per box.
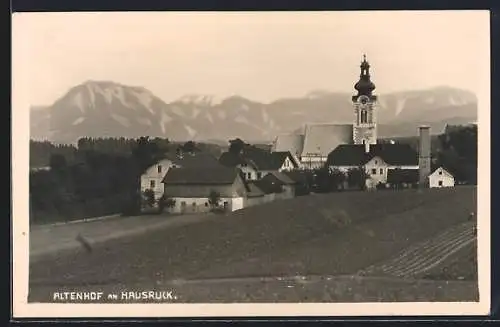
[352, 54, 378, 146]
[354, 54, 376, 96]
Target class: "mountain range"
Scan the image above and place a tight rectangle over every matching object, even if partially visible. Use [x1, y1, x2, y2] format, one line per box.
[30, 80, 477, 145]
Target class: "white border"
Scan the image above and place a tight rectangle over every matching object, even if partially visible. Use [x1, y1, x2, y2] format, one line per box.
[12, 10, 491, 318]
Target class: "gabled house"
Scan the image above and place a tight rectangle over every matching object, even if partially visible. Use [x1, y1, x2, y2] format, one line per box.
[261, 171, 297, 199]
[218, 146, 300, 181]
[244, 182, 267, 207]
[428, 166, 455, 188]
[140, 151, 221, 200]
[161, 166, 248, 214]
[326, 143, 419, 189]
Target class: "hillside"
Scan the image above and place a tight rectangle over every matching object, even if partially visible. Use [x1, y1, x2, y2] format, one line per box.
[30, 186, 477, 302]
[30, 81, 477, 144]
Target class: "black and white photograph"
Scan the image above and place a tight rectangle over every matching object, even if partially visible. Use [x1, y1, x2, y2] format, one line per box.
[12, 10, 490, 317]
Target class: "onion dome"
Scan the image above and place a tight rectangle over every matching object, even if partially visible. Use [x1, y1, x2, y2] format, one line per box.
[354, 54, 376, 96]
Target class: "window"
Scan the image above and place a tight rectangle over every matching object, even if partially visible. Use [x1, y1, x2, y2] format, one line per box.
[205, 202, 208, 207]
[361, 110, 368, 123]
[380, 168, 383, 174]
[150, 180, 156, 188]
[247, 172, 252, 179]
[157, 165, 162, 173]
[438, 180, 443, 186]
[374, 160, 378, 164]
[438, 171, 442, 175]
[371, 168, 377, 175]
[257, 172, 262, 179]
[181, 201, 186, 207]
[192, 202, 196, 207]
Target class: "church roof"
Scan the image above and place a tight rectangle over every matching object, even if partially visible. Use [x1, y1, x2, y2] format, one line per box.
[301, 123, 353, 158]
[272, 134, 304, 157]
[326, 143, 418, 166]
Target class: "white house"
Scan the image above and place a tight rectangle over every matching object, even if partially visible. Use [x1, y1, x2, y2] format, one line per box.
[140, 151, 221, 200]
[428, 166, 455, 188]
[161, 166, 247, 214]
[326, 143, 419, 189]
[140, 158, 177, 200]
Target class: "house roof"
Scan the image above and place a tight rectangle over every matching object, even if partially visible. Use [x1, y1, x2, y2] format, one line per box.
[430, 166, 455, 178]
[252, 178, 283, 194]
[386, 168, 420, 184]
[162, 166, 240, 185]
[301, 123, 353, 158]
[246, 182, 265, 197]
[327, 143, 418, 167]
[282, 170, 310, 184]
[266, 171, 297, 185]
[272, 134, 305, 157]
[219, 147, 297, 171]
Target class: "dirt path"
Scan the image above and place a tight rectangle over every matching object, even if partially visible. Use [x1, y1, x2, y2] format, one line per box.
[30, 213, 214, 260]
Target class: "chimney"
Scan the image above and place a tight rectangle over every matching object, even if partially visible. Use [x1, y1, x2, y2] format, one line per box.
[418, 125, 431, 186]
[364, 141, 370, 153]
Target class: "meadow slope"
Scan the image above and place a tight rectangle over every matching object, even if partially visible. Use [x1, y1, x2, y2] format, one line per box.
[29, 186, 478, 302]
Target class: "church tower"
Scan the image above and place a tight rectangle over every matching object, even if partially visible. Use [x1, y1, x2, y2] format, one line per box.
[352, 54, 378, 145]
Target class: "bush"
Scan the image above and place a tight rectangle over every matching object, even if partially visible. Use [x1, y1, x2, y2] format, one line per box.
[158, 195, 176, 213]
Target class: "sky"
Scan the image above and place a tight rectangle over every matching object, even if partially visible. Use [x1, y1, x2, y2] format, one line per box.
[13, 10, 489, 106]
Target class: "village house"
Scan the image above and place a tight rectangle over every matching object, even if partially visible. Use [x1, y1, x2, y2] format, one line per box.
[161, 166, 248, 214]
[428, 166, 455, 188]
[140, 151, 221, 200]
[218, 147, 300, 181]
[326, 143, 419, 189]
[250, 178, 285, 203]
[261, 171, 297, 199]
[244, 182, 267, 207]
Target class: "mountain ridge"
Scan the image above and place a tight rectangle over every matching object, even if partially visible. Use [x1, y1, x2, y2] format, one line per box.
[30, 80, 477, 144]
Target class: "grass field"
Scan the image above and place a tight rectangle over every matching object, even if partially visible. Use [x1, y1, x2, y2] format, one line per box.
[29, 186, 478, 303]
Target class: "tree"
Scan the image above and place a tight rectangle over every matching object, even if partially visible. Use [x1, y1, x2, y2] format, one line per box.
[347, 167, 368, 190]
[142, 189, 156, 209]
[208, 190, 221, 209]
[158, 194, 176, 213]
[49, 154, 68, 173]
[182, 141, 197, 153]
[229, 138, 245, 154]
[330, 168, 347, 191]
[437, 124, 477, 184]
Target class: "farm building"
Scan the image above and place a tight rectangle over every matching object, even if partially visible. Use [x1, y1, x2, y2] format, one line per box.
[260, 171, 297, 199]
[161, 166, 247, 214]
[326, 143, 419, 189]
[428, 166, 455, 188]
[140, 151, 221, 200]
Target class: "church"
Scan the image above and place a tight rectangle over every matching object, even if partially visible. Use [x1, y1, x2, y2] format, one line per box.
[272, 55, 434, 189]
[272, 55, 387, 168]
